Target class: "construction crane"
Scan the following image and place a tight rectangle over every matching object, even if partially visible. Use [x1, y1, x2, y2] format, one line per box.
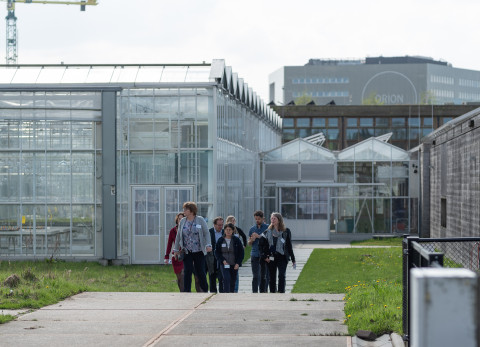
[2, 0, 98, 64]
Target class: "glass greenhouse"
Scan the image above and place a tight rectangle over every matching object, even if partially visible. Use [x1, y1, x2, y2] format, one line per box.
[261, 134, 416, 240]
[0, 60, 282, 263]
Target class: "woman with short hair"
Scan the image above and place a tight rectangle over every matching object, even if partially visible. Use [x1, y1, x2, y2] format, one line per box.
[174, 202, 211, 292]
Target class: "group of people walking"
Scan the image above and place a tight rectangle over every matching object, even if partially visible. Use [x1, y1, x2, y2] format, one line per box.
[164, 201, 296, 294]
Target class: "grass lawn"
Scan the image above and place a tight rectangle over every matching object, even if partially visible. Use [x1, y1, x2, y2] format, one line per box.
[350, 237, 403, 247]
[293, 247, 403, 336]
[0, 245, 253, 323]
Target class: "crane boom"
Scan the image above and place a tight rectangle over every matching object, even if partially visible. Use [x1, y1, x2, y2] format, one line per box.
[2, 0, 98, 64]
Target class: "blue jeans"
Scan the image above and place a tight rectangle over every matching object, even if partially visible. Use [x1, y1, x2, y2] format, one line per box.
[251, 256, 268, 293]
[183, 251, 208, 292]
[220, 264, 237, 293]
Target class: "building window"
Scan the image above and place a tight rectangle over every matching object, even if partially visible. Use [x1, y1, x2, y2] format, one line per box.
[312, 118, 326, 127]
[359, 118, 373, 127]
[442, 117, 453, 125]
[423, 118, 433, 126]
[296, 118, 310, 127]
[392, 118, 405, 126]
[328, 118, 338, 127]
[376, 118, 389, 126]
[408, 118, 420, 127]
[347, 118, 357, 127]
[283, 118, 294, 127]
[441, 198, 447, 228]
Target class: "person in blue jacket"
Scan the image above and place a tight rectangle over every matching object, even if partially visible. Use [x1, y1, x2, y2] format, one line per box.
[215, 223, 244, 293]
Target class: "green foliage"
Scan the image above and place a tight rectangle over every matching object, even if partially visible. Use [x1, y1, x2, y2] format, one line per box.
[344, 279, 403, 335]
[0, 260, 180, 314]
[294, 93, 314, 105]
[293, 247, 403, 336]
[0, 314, 14, 324]
[362, 91, 384, 105]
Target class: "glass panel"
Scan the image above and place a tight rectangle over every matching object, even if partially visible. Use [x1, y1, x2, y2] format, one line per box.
[135, 213, 146, 236]
[184, 67, 211, 82]
[373, 198, 390, 233]
[0, 67, 17, 83]
[160, 66, 189, 82]
[346, 129, 358, 140]
[281, 187, 296, 203]
[359, 118, 373, 127]
[61, 67, 89, 83]
[72, 204, 95, 255]
[355, 198, 373, 233]
[297, 129, 310, 137]
[338, 162, 354, 183]
[298, 188, 310, 202]
[283, 118, 294, 127]
[356, 162, 373, 183]
[312, 118, 325, 127]
[114, 66, 140, 83]
[147, 213, 159, 235]
[147, 189, 159, 212]
[85, 66, 115, 83]
[327, 129, 339, 140]
[135, 190, 147, 212]
[135, 67, 164, 83]
[36, 67, 66, 84]
[0, 120, 20, 148]
[296, 118, 310, 127]
[376, 118, 389, 126]
[408, 118, 420, 127]
[328, 118, 338, 127]
[297, 204, 310, 219]
[281, 204, 296, 219]
[47, 152, 71, 202]
[347, 118, 357, 127]
[392, 118, 405, 126]
[423, 117, 433, 126]
[10, 68, 42, 84]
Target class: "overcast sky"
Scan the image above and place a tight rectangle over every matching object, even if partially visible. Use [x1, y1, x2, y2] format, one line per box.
[4, 0, 480, 101]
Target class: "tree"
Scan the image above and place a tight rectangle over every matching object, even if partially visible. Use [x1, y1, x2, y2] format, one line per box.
[294, 92, 314, 105]
[362, 91, 384, 105]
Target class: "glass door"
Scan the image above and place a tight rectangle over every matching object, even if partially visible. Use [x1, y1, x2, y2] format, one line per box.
[132, 185, 193, 264]
[132, 186, 161, 264]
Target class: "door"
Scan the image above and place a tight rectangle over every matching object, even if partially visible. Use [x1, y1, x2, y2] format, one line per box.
[132, 185, 193, 264]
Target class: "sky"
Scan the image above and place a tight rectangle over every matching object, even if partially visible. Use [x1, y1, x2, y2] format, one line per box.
[3, 0, 480, 101]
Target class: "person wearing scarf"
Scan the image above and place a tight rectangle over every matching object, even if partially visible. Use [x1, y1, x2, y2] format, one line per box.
[260, 212, 296, 293]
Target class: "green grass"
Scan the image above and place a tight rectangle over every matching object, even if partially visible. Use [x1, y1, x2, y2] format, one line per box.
[0, 258, 183, 323]
[350, 237, 403, 247]
[0, 247, 252, 324]
[293, 247, 403, 335]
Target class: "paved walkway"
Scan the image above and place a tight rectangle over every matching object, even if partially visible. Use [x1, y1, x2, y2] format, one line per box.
[1, 238, 404, 347]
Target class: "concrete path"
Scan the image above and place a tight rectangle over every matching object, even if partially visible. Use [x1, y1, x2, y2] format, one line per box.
[0, 292, 349, 347]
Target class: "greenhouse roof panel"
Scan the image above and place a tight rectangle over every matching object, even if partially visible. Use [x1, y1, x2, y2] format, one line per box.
[263, 138, 336, 162]
[338, 137, 409, 161]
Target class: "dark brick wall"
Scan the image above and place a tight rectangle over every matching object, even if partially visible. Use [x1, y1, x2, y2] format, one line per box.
[428, 111, 480, 238]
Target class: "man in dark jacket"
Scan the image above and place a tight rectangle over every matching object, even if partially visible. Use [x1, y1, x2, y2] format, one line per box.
[208, 217, 224, 293]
